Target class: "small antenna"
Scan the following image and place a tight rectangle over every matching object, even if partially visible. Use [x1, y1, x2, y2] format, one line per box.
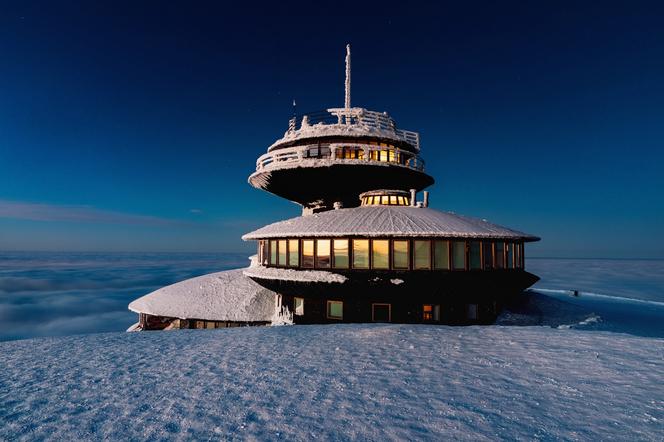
[344, 44, 351, 110]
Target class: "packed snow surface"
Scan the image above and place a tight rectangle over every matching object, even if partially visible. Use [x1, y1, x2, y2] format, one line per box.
[1, 324, 662, 440]
[128, 269, 275, 322]
[242, 206, 539, 240]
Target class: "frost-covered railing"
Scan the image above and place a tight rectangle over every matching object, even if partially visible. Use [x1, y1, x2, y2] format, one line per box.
[282, 108, 420, 151]
[255, 143, 426, 172]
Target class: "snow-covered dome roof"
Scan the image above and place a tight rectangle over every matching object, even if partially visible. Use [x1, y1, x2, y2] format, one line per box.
[242, 206, 540, 241]
[128, 269, 276, 322]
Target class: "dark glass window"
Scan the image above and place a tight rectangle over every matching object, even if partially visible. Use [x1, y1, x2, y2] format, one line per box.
[483, 243, 493, 270]
[495, 242, 505, 269]
[452, 241, 466, 270]
[414, 240, 431, 270]
[506, 243, 514, 269]
[393, 240, 409, 269]
[434, 240, 450, 270]
[469, 241, 481, 269]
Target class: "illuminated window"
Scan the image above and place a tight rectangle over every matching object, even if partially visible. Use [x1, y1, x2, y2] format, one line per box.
[352, 239, 369, 269]
[327, 300, 343, 320]
[302, 240, 314, 268]
[506, 243, 514, 269]
[288, 239, 299, 267]
[434, 240, 449, 270]
[372, 240, 389, 269]
[389, 196, 397, 205]
[270, 240, 277, 265]
[495, 242, 505, 269]
[381, 196, 388, 205]
[278, 240, 287, 266]
[294, 297, 304, 316]
[388, 150, 396, 162]
[452, 241, 466, 270]
[333, 239, 349, 268]
[316, 239, 331, 268]
[414, 240, 431, 270]
[423, 304, 440, 322]
[393, 240, 409, 269]
[469, 241, 481, 269]
[483, 243, 493, 270]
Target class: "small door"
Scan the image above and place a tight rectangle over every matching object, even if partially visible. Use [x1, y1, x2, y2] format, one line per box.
[372, 303, 391, 322]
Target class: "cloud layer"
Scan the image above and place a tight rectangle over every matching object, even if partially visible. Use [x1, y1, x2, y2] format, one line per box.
[0, 252, 250, 341]
[0, 199, 182, 226]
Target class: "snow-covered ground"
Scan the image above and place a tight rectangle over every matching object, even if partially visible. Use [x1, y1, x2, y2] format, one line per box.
[1, 321, 663, 440]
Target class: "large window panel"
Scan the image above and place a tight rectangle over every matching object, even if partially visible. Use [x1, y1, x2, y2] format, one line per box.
[372, 240, 389, 269]
[352, 239, 370, 269]
[483, 243, 493, 270]
[302, 240, 314, 268]
[434, 240, 450, 270]
[270, 240, 277, 266]
[506, 243, 514, 269]
[327, 300, 343, 320]
[316, 239, 331, 268]
[288, 239, 299, 267]
[469, 241, 481, 270]
[414, 240, 431, 270]
[278, 240, 287, 266]
[392, 240, 409, 269]
[495, 242, 505, 269]
[333, 239, 349, 268]
[452, 241, 466, 270]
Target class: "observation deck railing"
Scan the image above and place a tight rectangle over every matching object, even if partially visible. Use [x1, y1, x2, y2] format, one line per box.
[255, 142, 426, 173]
[283, 108, 420, 151]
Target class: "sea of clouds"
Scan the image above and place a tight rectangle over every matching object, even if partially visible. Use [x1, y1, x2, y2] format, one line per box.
[1, 253, 662, 341]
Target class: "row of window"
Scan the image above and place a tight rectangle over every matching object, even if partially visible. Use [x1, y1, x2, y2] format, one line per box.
[258, 238, 524, 271]
[294, 298, 478, 322]
[361, 195, 410, 206]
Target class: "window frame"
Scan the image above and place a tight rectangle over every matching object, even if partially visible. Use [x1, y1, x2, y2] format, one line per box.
[413, 239, 432, 270]
[392, 239, 410, 270]
[371, 303, 392, 322]
[326, 300, 344, 320]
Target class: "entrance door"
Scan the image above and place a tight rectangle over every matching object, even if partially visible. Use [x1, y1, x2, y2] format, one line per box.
[372, 303, 391, 322]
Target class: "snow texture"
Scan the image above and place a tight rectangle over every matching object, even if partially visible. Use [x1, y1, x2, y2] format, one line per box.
[1, 322, 662, 440]
[243, 266, 347, 283]
[128, 268, 275, 322]
[243, 206, 539, 241]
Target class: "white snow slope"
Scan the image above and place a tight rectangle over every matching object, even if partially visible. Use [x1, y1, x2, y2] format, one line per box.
[1, 324, 662, 440]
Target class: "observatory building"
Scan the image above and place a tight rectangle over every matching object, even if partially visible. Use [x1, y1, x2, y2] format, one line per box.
[128, 46, 540, 330]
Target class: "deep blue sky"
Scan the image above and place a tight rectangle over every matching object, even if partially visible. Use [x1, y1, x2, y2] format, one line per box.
[1, 1, 662, 257]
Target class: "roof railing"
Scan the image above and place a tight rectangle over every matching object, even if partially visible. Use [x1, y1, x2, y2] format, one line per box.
[285, 108, 420, 150]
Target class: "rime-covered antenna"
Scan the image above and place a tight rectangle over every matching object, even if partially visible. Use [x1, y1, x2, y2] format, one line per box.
[344, 44, 351, 110]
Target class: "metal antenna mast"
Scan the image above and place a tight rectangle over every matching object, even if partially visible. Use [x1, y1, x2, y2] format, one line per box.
[344, 44, 351, 110]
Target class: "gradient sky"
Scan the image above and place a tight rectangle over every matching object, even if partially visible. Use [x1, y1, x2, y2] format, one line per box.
[1, 1, 662, 257]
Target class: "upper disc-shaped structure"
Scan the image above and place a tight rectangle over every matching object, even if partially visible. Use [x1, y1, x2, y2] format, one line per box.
[249, 107, 434, 212]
